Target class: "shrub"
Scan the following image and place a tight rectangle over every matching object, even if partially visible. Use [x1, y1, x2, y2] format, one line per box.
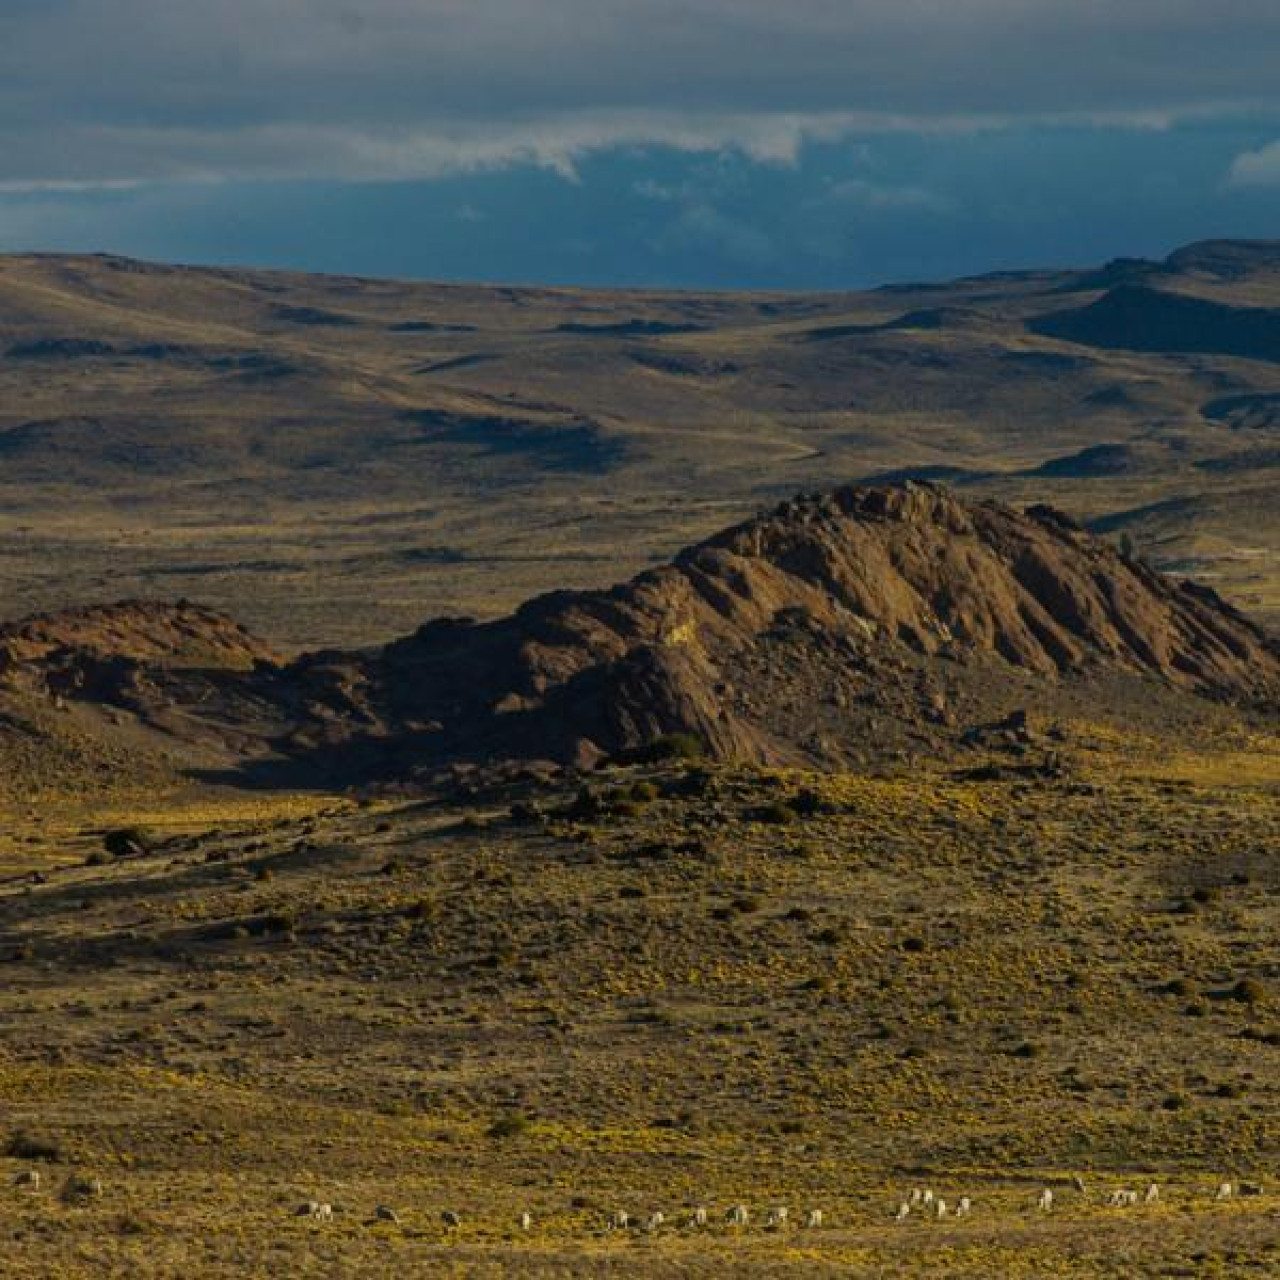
[792, 788, 828, 817]
[486, 1112, 530, 1140]
[102, 828, 150, 859]
[756, 801, 798, 825]
[5, 1132, 62, 1162]
[1231, 978, 1265, 1006]
[641, 733, 705, 763]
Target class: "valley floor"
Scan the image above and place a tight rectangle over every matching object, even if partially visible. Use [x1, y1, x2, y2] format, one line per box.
[0, 724, 1276, 1276]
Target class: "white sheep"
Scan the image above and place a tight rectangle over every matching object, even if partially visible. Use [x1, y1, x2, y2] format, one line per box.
[645, 1211, 665, 1232]
[909, 1187, 923, 1206]
[519, 1211, 532, 1231]
[934, 1198, 947, 1219]
[608, 1210, 630, 1231]
[441, 1209, 461, 1229]
[766, 1206, 789, 1229]
[955, 1196, 971, 1217]
[804, 1208, 823, 1229]
[1037, 1188, 1054, 1212]
[13, 1169, 40, 1190]
[1215, 1181, 1233, 1201]
[726, 1203, 750, 1227]
[296, 1202, 333, 1222]
[1144, 1183, 1159, 1205]
[373, 1205, 400, 1225]
[1072, 1175, 1087, 1195]
[895, 1201, 911, 1222]
[921, 1188, 935, 1208]
[691, 1206, 708, 1227]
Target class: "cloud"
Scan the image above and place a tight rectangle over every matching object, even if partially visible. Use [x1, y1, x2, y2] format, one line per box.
[653, 201, 775, 265]
[1228, 139, 1280, 187]
[826, 178, 951, 212]
[1, 2, 1279, 186]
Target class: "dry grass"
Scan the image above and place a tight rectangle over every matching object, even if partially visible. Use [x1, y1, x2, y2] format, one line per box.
[0, 729, 1275, 1275]
[0, 252, 1277, 649]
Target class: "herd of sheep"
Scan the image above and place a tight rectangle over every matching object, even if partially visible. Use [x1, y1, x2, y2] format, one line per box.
[288, 1177, 1256, 1233]
[12, 1168, 1259, 1235]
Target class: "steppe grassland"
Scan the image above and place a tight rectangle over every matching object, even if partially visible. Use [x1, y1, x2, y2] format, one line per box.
[0, 727, 1275, 1275]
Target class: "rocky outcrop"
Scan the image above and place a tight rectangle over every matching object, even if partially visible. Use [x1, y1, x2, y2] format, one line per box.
[5, 486, 1276, 775]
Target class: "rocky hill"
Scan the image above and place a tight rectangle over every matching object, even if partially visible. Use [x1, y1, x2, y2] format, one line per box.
[5, 485, 1273, 789]
[297, 482, 1277, 775]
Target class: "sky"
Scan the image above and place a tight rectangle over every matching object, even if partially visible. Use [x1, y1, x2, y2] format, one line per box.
[1, 1, 1279, 289]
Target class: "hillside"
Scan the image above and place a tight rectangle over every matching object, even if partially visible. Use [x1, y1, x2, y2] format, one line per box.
[0, 239, 1277, 648]
[1, 485, 1275, 803]
[1, 703, 1276, 1277]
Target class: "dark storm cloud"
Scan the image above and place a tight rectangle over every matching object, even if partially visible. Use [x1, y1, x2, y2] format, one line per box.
[2, 1, 1280, 186]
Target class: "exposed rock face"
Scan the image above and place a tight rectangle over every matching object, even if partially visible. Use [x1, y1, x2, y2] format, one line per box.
[0, 600, 276, 673]
[296, 483, 1277, 769]
[5, 485, 1277, 776]
[0, 600, 277, 714]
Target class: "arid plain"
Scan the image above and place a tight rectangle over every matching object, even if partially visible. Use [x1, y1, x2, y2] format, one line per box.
[0, 242, 1276, 1277]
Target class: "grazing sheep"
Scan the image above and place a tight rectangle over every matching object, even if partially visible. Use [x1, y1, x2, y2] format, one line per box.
[804, 1208, 823, 1229]
[519, 1211, 532, 1231]
[441, 1210, 461, 1229]
[726, 1204, 750, 1227]
[921, 1189, 934, 1208]
[608, 1210, 630, 1231]
[955, 1197, 971, 1218]
[1108, 1189, 1138, 1207]
[1239, 1182, 1263, 1197]
[895, 1201, 911, 1223]
[1072, 1175, 1087, 1196]
[1037, 1188, 1054, 1212]
[766, 1206, 789, 1229]
[373, 1205, 400, 1225]
[313, 1203, 333, 1223]
[691, 1206, 709, 1227]
[13, 1169, 40, 1190]
[1144, 1183, 1159, 1204]
[908, 1187, 923, 1206]
[934, 1199, 947, 1220]
[1215, 1181, 1233, 1201]
[645, 1211, 665, 1232]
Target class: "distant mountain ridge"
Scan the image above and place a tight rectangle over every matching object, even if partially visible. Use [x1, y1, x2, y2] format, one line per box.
[0, 237, 1278, 652]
